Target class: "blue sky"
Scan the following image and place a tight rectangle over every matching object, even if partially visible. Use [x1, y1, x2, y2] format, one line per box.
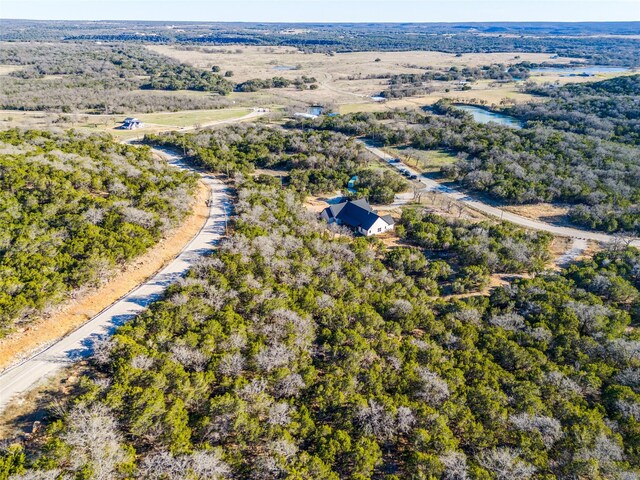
[1, 0, 639, 22]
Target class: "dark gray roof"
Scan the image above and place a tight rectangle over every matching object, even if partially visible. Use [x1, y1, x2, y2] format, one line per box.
[322, 198, 389, 231]
[323, 198, 371, 220]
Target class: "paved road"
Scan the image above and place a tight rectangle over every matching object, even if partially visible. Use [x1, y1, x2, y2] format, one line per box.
[363, 141, 640, 247]
[0, 148, 231, 413]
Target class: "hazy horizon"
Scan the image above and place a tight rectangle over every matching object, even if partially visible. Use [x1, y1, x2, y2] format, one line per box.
[1, 0, 639, 23]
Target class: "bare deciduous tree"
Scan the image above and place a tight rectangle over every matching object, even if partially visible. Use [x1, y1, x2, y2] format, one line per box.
[62, 403, 129, 480]
[268, 402, 292, 426]
[510, 413, 562, 448]
[170, 344, 208, 372]
[439, 451, 469, 480]
[477, 448, 536, 480]
[416, 367, 450, 406]
[275, 373, 305, 398]
[218, 352, 245, 377]
[489, 313, 526, 332]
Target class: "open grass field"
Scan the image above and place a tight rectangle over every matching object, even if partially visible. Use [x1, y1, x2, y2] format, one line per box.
[338, 71, 637, 113]
[149, 45, 595, 111]
[149, 45, 577, 83]
[382, 146, 457, 173]
[137, 108, 252, 126]
[0, 64, 23, 75]
[0, 107, 256, 138]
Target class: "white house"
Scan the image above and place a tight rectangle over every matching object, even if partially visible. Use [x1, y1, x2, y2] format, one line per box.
[320, 198, 394, 236]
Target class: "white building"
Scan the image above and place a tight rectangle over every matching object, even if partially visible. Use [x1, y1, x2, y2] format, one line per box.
[320, 198, 394, 236]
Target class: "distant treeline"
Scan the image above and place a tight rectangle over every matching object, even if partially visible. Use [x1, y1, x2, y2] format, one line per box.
[235, 76, 318, 92]
[1, 20, 638, 66]
[508, 74, 640, 146]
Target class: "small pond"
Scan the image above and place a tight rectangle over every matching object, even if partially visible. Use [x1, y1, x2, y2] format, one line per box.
[453, 104, 522, 128]
[272, 65, 297, 71]
[530, 65, 630, 76]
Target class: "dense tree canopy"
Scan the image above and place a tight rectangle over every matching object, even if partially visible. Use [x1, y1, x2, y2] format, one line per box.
[1, 118, 638, 479]
[145, 124, 407, 202]
[235, 76, 317, 92]
[396, 208, 552, 293]
[292, 108, 640, 234]
[0, 129, 197, 335]
[510, 75, 640, 146]
[6, 176, 639, 479]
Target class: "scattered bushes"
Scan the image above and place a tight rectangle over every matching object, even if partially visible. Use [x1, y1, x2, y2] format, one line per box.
[0, 43, 233, 112]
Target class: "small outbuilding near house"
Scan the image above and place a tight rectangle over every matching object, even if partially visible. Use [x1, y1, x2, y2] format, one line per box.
[321, 198, 394, 236]
[121, 118, 143, 130]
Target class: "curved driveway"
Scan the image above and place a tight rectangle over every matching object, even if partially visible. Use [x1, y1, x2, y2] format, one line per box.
[363, 141, 640, 247]
[0, 148, 231, 413]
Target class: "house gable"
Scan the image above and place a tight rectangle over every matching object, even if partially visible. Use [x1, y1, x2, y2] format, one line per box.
[320, 198, 394, 236]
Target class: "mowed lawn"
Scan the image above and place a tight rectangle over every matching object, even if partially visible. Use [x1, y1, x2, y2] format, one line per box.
[138, 108, 252, 127]
[383, 146, 457, 173]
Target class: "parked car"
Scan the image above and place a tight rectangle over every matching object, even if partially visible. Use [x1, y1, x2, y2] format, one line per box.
[389, 158, 400, 163]
[409, 174, 418, 180]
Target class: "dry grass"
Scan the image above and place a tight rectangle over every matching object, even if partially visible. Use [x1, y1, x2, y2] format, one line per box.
[149, 45, 582, 110]
[0, 181, 210, 371]
[502, 202, 571, 225]
[137, 108, 252, 127]
[150, 45, 575, 83]
[382, 146, 457, 173]
[526, 70, 637, 85]
[0, 108, 258, 140]
[548, 236, 575, 266]
[0, 64, 23, 75]
[303, 193, 341, 213]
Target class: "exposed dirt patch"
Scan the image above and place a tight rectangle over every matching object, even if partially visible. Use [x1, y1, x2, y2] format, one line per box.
[303, 193, 342, 213]
[549, 236, 574, 259]
[0, 362, 89, 441]
[0, 181, 210, 371]
[502, 202, 571, 225]
[379, 231, 413, 249]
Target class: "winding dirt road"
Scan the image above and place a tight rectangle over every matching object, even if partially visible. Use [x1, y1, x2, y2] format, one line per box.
[0, 109, 270, 413]
[0, 148, 231, 413]
[363, 141, 640, 247]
